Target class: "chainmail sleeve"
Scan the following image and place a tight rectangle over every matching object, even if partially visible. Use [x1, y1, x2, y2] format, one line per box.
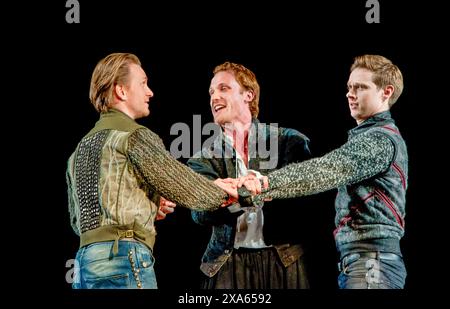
[261, 131, 395, 200]
[127, 128, 228, 211]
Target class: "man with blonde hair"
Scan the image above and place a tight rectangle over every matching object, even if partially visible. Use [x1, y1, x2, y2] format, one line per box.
[254, 54, 408, 289]
[67, 53, 238, 289]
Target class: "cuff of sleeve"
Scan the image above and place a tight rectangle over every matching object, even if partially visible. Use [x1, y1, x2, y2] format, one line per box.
[227, 203, 242, 213]
[237, 187, 264, 208]
[221, 194, 237, 207]
[247, 169, 264, 179]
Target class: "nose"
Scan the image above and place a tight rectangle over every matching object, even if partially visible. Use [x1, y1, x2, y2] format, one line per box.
[210, 94, 219, 109]
[146, 85, 154, 98]
[346, 89, 355, 100]
[211, 92, 219, 102]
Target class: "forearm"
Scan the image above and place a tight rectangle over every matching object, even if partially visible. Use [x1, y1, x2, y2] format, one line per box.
[128, 128, 228, 211]
[261, 132, 394, 200]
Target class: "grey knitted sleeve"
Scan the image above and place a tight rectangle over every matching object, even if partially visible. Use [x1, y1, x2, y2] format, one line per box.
[261, 131, 395, 200]
[127, 128, 228, 211]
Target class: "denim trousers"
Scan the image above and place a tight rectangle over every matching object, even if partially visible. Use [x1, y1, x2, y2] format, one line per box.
[337, 252, 406, 289]
[72, 240, 157, 289]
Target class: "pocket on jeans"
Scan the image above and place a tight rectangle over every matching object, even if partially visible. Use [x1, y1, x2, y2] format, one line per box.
[342, 254, 361, 275]
[135, 246, 155, 269]
[344, 257, 367, 277]
[85, 273, 131, 289]
[82, 256, 131, 283]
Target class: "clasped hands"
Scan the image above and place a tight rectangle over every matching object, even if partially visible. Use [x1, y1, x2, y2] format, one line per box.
[157, 174, 269, 220]
[214, 173, 269, 201]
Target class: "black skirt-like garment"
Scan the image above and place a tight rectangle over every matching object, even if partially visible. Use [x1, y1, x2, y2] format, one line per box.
[200, 247, 310, 289]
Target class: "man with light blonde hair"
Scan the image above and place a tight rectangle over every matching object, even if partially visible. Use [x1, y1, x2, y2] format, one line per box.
[67, 53, 239, 289]
[255, 54, 408, 289]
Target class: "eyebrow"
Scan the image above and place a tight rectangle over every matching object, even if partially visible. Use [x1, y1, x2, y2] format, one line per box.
[217, 83, 231, 89]
[209, 83, 230, 94]
[347, 82, 367, 87]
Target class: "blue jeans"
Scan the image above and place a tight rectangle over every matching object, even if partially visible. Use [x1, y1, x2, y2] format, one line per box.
[337, 252, 406, 289]
[72, 240, 157, 289]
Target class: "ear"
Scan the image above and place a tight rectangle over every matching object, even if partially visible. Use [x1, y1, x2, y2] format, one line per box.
[115, 84, 127, 101]
[244, 90, 255, 103]
[382, 85, 394, 101]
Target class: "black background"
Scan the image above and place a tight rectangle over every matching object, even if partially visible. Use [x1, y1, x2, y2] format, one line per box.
[9, 0, 446, 306]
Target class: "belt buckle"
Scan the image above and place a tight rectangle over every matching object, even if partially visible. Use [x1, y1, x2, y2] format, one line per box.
[118, 229, 134, 238]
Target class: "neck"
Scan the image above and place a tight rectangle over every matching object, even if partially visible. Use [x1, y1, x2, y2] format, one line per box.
[223, 120, 251, 141]
[111, 102, 136, 120]
[223, 120, 251, 165]
[356, 107, 389, 125]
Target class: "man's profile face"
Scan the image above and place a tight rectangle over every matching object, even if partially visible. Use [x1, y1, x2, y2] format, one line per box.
[123, 63, 153, 119]
[346, 68, 388, 124]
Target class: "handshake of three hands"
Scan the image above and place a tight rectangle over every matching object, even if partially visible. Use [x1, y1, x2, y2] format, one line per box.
[213, 174, 269, 201]
[156, 174, 269, 220]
